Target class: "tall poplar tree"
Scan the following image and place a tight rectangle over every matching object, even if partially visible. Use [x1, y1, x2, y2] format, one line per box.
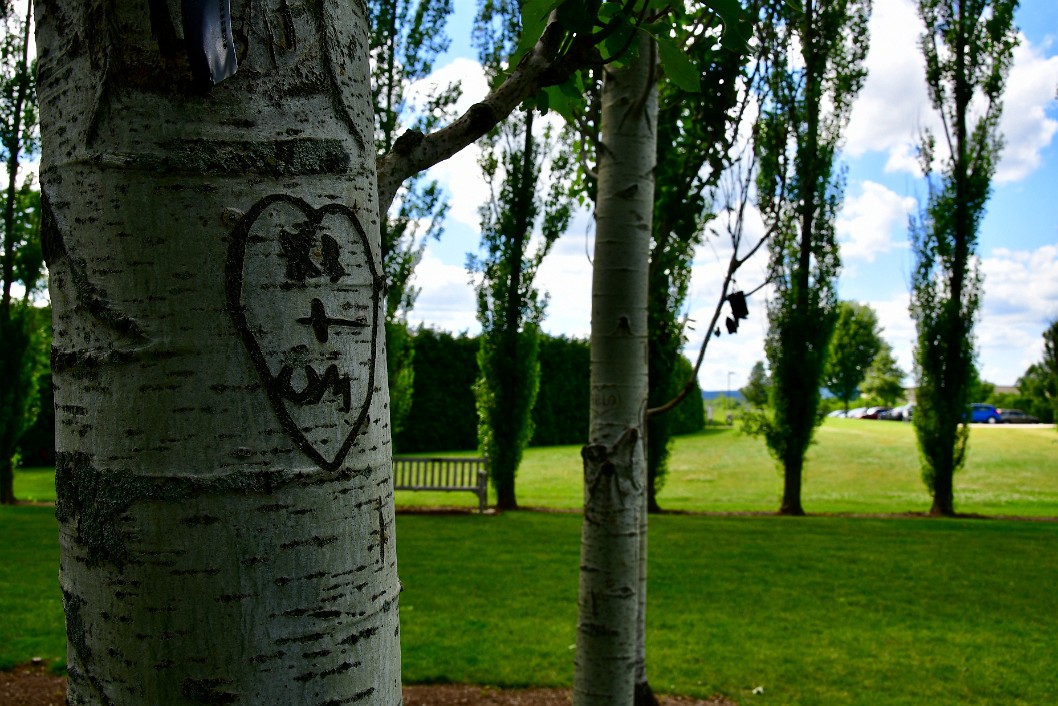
[910, 0, 1019, 516]
[471, 0, 573, 510]
[369, 0, 456, 438]
[753, 0, 871, 515]
[0, 0, 42, 505]
[1044, 320, 1058, 429]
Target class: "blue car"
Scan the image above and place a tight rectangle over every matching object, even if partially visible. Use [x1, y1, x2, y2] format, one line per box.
[969, 403, 1001, 424]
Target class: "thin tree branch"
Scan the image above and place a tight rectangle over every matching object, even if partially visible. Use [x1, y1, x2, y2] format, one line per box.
[376, 17, 596, 216]
[648, 177, 773, 417]
[649, 69, 773, 418]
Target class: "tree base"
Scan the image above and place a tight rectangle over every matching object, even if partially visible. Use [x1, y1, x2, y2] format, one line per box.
[1, 463, 16, 505]
[635, 680, 660, 706]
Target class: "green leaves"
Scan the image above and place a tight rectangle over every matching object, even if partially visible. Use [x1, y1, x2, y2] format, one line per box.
[656, 34, 700, 92]
[541, 74, 585, 122]
[509, 0, 758, 121]
[650, 0, 755, 94]
[513, 0, 562, 65]
[705, 0, 755, 52]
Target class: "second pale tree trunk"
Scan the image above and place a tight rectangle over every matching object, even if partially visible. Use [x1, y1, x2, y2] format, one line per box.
[574, 32, 657, 706]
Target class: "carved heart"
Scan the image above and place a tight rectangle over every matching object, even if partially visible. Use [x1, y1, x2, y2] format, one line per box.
[226, 194, 382, 471]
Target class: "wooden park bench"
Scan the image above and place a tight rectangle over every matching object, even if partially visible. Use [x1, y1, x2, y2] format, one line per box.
[392, 456, 489, 513]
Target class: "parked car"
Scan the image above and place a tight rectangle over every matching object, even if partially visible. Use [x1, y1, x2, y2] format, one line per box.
[969, 403, 1001, 424]
[888, 404, 914, 422]
[827, 409, 847, 418]
[997, 408, 1040, 424]
[846, 407, 868, 419]
[861, 407, 891, 420]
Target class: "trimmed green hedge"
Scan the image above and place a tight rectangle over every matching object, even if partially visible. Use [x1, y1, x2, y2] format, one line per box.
[393, 331, 593, 452]
[20, 330, 703, 457]
[393, 329, 480, 453]
[395, 330, 702, 453]
[530, 335, 591, 447]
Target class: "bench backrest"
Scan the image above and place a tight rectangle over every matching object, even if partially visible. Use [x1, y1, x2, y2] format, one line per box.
[392, 456, 486, 488]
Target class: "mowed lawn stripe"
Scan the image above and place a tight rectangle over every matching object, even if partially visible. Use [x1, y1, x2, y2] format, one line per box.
[3, 509, 1055, 704]
[389, 420, 1058, 516]
[16, 421, 1058, 516]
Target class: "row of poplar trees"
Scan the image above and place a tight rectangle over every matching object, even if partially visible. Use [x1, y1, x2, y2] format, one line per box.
[27, 1, 1022, 706]
[748, 0, 1020, 518]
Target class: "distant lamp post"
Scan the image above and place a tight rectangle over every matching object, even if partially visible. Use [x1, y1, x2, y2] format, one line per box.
[727, 371, 735, 424]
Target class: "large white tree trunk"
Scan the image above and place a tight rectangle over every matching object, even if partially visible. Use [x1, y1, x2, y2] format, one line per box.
[37, 2, 401, 703]
[573, 32, 657, 706]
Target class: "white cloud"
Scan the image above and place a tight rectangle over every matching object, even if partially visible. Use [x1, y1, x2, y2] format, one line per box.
[838, 181, 916, 263]
[845, 0, 933, 160]
[845, 0, 1058, 184]
[977, 245, 1058, 381]
[994, 41, 1058, 183]
[406, 58, 493, 230]
[871, 295, 916, 382]
[684, 213, 773, 391]
[869, 245, 1058, 386]
[882, 142, 923, 177]
[535, 208, 595, 338]
[687, 304, 771, 392]
[407, 57, 576, 236]
[408, 251, 479, 334]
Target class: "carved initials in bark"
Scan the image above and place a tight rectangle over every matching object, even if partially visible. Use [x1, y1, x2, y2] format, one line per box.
[582, 427, 641, 512]
[226, 195, 382, 471]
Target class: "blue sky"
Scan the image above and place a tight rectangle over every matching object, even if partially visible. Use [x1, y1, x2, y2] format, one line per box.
[406, 0, 1058, 391]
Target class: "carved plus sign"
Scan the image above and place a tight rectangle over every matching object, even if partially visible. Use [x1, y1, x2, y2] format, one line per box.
[297, 298, 368, 344]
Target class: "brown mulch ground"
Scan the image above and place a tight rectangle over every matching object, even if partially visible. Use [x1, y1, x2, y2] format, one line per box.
[402, 685, 737, 705]
[1, 663, 66, 706]
[2, 663, 736, 706]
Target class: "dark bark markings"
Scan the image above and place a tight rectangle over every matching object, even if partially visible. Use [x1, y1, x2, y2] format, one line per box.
[310, 0, 369, 155]
[54, 450, 374, 569]
[42, 191, 150, 355]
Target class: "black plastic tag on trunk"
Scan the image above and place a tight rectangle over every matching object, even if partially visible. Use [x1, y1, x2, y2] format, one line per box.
[182, 0, 238, 86]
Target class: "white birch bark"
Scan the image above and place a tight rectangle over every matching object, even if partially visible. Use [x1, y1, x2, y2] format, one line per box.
[37, 1, 401, 703]
[573, 32, 657, 706]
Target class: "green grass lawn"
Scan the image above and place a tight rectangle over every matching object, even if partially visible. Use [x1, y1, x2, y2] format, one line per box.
[7, 421, 1057, 701]
[0, 506, 65, 672]
[17, 420, 1058, 516]
[3, 507, 1057, 705]
[388, 419, 1058, 516]
[13, 467, 58, 503]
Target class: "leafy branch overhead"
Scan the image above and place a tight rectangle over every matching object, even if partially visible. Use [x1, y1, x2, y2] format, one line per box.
[374, 0, 752, 213]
